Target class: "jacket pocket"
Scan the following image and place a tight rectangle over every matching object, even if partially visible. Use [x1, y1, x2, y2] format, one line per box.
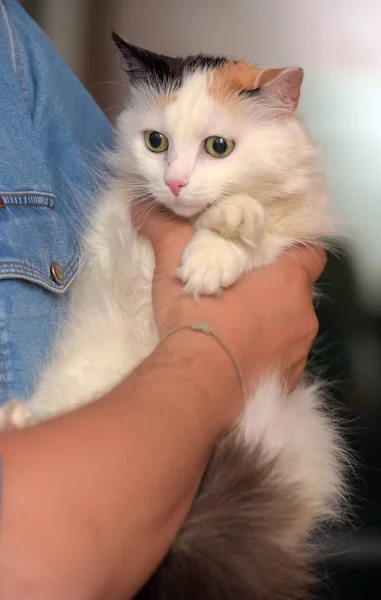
[0, 192, 80, 293]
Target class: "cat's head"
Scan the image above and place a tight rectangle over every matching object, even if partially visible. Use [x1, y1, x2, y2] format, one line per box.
[112, 32, 309, 218]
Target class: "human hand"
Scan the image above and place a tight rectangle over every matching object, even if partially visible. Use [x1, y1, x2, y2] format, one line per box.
[134, 205, 326, 430]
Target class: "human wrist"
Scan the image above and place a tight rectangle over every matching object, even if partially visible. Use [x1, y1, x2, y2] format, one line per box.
[153, 327, 244, 439]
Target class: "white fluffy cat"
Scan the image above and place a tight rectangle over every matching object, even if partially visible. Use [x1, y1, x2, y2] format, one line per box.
[0, 34, 347, 600]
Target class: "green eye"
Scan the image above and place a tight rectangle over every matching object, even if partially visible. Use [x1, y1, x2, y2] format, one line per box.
[144, 130, 169, 153]
[205, 136, 235, 158]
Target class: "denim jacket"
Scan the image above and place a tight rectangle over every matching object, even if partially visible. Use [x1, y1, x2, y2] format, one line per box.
[0, 0, 113, 404]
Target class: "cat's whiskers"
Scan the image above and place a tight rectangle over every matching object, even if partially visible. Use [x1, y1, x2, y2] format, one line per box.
[131, 201, 158, 217]
[89, 80, 130, 91]
[133, 200, 161, 230]
[118, 181, 150, 193]
[104, 105, 126, 116]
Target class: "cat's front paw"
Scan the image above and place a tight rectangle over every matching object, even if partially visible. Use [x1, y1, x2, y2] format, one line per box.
[0, 399, 39, 431]
[197, 194, 265, 247]
[176, 229, 248, 299]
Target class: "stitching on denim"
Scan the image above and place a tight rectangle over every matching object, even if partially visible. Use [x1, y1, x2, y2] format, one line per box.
[0, 195, 56, 209]
[0, 256, 80, 294]
[0, 203, 54, 210]
[0, 192, 56, 209]
[0, 183, 81, 293]
[0, 252, 79, 279]
[1, 1, 30, 108]
[0, 272, 77, 294]
[0, 191, 56, 198]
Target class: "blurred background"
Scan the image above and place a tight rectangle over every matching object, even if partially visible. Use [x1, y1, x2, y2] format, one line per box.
[23, 1, 381, 598]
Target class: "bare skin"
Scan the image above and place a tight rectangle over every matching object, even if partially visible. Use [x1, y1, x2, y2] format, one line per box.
[0, 208, 326, 600]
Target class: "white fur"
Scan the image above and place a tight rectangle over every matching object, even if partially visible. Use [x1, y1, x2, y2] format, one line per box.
[0, 68, 344, 529]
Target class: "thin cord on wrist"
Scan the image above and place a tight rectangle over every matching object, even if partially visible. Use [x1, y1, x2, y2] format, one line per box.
[159, 322, 246, 403]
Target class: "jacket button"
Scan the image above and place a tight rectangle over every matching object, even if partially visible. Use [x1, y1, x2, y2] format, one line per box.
[50, 261, 65, 285]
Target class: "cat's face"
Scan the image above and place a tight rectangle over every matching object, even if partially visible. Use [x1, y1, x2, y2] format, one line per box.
[113, 34, 305, 218]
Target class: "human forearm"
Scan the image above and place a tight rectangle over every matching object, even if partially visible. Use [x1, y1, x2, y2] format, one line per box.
[0, 331, 240, 600]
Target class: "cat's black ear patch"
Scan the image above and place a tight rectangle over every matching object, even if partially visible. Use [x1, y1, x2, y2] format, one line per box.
[112, 31, 166, 84]
[112, 31, 228, 91]
[239, 87, 262, 98]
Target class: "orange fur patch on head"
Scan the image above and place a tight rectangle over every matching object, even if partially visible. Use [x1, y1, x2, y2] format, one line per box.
[208, 60, 262, 106]
[156, 93, 176, 109]
[208, 62, 294, 110]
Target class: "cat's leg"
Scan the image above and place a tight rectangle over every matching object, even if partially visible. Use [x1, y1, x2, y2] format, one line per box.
[196, 193, 266, 247]
[176, 229, 251, 298]
[178, 194, 288, 298]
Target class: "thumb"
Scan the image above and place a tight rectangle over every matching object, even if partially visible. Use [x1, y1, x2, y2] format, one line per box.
[132, 201, 194, 268]
[287, 245, 327, 284]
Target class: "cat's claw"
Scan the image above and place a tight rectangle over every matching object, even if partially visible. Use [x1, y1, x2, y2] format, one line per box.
[177, 229, 248, 299]
[197, 195, 265, 246]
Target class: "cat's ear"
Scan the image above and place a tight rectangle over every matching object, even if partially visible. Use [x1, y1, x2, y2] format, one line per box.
[255, 67, 304, 112]
[112, 31, 168, 85]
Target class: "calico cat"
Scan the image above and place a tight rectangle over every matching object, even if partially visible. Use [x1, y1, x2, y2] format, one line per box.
[0, 33, 347, 599]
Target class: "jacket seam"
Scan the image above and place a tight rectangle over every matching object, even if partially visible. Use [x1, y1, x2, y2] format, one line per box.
[0, 310, 9, 404]
[0, 0, 30, 109]
[0, 338, 8, 404]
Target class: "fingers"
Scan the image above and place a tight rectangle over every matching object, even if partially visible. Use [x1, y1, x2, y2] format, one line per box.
[285, 245, 327, 284]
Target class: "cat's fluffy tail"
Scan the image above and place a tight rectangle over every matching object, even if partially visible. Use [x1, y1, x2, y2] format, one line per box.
[136, 432, 322, 600]
[135, 377, 348, 600]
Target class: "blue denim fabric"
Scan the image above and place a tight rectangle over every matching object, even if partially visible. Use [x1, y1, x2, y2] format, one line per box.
[0, 0, 113, 404]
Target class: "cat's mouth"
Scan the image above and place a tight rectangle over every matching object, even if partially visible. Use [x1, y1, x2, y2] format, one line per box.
[168, 202, 204, 219]
[157, 195, 206, 219]
[135, 191, 206, 220]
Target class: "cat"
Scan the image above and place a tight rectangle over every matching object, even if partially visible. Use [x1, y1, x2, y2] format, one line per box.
[0, 32, 348, 600]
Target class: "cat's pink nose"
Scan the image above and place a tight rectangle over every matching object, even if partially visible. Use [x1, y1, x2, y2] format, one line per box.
[165, 179, 187, 197]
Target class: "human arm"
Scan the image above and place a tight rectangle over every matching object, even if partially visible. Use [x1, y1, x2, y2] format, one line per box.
[0, 211, 326, 600]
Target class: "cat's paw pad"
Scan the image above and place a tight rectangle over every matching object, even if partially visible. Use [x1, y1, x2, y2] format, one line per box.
[197, 196, 265, 246]
[176, 230, 248, 298]
[0, 399, 38, 431]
